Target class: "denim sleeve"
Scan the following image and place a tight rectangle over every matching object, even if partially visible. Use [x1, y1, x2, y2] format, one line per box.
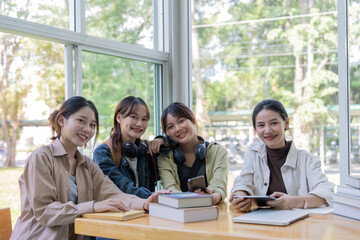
[93, 145, 152, 199]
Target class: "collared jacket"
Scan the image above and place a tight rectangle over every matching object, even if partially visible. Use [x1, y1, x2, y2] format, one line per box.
[93, 143, 156, 199]
[10, 139, 145, 240]
[231, 140, 334, 205]
[157, 142, 228, 202]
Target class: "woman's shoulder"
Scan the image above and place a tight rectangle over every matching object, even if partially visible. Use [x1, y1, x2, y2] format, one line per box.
[288, 142, 318, 161]
[206, 141, 228, 154]
[25, 143, 57, 166]
[245, 140, 264, 152]
[93, 143, 112, 157]
[94, 143, 110, 152]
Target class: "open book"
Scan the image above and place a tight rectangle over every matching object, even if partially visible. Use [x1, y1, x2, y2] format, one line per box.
[82, 210, 145, 221]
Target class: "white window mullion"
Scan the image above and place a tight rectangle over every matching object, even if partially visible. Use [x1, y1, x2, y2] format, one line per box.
[75, 0, 85, 33]
[161, 0, 172, 108]
[64, 45, 74, 99]
[75, 45, 83, 96]
[74, 0, 84, 96]
[338, 0, 350, 184]
[169, 0, 191, 106]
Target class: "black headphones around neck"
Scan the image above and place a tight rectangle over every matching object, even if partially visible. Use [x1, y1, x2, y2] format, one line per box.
[124, 139, 148, 158]
[169, 136, 209, 165]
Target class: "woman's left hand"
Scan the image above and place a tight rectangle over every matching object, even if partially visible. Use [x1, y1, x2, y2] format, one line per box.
[148, 138, 164, 156]
[144, 190, 172, 210]
[194, 188, 221, 205]
[266, 192, 300, 210]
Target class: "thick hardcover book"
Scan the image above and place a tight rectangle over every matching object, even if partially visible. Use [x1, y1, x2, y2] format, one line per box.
[158, 192, 213, 208]
[347, 174, 360, 189]
[333, 201, 360, 221]
[337, 184, 360, 198]
[333, 193, 360, 208]
[82, 210, 145, 221]
[149, 203, 218, 223]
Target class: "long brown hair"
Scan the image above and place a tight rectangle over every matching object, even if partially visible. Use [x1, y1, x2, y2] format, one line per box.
[110, 96, 150, 165]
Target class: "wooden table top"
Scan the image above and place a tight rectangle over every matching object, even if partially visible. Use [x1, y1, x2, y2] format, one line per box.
[75, 202, 360, 240]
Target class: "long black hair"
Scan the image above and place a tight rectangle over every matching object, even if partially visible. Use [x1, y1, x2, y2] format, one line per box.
[252, 99, 288, 129]
[161, 102, 196, 134]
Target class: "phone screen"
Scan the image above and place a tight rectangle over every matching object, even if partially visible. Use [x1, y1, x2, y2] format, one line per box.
[187, 175, 207, 192]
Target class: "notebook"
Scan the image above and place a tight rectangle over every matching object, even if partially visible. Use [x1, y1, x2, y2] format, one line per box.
[232, 209, 309, 226]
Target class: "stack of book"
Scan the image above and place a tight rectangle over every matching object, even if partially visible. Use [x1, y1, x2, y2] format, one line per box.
[333, 174, 360, 220]
[149, 192, 218, 223]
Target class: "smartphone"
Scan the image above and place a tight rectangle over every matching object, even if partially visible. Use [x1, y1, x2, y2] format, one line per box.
[234, 195, 277, 206]
[187, 175, 207, 192]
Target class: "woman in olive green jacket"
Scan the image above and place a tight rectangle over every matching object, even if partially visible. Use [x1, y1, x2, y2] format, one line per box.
[156, 102, 228, 204]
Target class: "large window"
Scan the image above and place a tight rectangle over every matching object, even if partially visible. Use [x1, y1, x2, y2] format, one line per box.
[85, 0, 154, 48]
[0, 1, 170, 227]
[82, 51, 157, 141]
[349, 0, 360, 175]
[0, 1, 68, 28]
[0, 0, 168, 167]
[192, 0, 339, 185]
[0, 32, 65, 164]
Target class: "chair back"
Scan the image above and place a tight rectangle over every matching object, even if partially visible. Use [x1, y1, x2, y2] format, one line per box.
[0, 207, 12, 240]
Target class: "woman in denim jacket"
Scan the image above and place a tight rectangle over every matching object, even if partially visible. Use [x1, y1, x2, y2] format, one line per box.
[93, 96, 162, 199]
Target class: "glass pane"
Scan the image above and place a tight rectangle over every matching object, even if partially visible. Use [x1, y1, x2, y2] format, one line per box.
[85, 0, 154, 48]
[192, 1, 339, 189]
[0, 33, 65, 166]
[0, 0, 68, 29]
[349, 0, 360, 175]
[0, 32, 64, 225]
[82, 51, 155, 155]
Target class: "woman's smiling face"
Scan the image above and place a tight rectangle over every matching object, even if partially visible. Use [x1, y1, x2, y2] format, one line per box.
[117, 104, 149, 143]
[255, 109, 289, 149]
[165, 114, 196, 144]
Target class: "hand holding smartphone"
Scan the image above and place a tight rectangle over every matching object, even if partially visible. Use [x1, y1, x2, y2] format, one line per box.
[187, 175, 207, 192]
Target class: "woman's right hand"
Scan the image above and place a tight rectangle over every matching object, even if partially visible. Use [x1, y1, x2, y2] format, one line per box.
[143, 189, 173, 211]
[94, 199, 129, 213]
[230, 191, 252, 212]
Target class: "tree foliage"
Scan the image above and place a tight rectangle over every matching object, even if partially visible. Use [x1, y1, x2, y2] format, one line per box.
[82, 0, 155, 141]
[192, 0, 340, 152]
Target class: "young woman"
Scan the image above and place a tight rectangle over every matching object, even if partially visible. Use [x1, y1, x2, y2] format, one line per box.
[230, 99, 334, 212]
[157, 102, 228, 205]
[93, 96, 160, 198]
[10, 96, 166, 240]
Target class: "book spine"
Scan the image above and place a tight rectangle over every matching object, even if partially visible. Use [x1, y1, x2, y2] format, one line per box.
[337, 186, 360, 198]
[347, 176, 360, 189]
[333, 202, 360, 221]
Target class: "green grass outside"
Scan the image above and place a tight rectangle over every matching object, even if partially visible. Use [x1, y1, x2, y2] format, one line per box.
[0, 167, 23, 228]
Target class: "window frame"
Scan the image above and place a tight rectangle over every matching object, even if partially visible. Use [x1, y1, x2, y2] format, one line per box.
[338, 0, 351, 184]
[0, 0, 176, 137]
